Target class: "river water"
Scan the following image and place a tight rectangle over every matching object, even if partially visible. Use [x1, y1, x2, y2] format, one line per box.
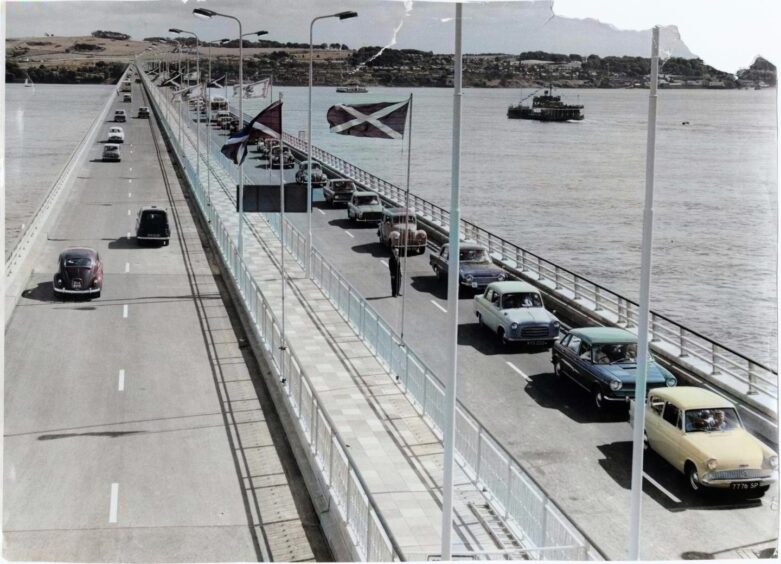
[246, 86, 778, 367]
[4, 83, 115, 259]
[5, 83, 777, 366]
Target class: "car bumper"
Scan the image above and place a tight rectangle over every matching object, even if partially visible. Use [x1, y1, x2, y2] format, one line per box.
[103, 156, 121, 161]
[137, 235, 170, 241]
[54, 286, 101, 294]
[108, 138, 124, 143]
[701, 472, 777, 489]
[391, 242, 426, 251]
[460, 278, 505, 289]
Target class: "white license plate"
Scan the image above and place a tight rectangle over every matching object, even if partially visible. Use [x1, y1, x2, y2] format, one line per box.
[73, 281, 82, 289]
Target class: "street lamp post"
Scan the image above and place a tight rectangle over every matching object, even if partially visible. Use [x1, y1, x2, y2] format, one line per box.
[194, 7, 248, 258]
[169, 38, 183, 146]
[307, 10, 357, 278]
[171, 29, 201, 185]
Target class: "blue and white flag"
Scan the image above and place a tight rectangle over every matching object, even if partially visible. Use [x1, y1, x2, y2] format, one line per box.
[220, 100, 283, 165]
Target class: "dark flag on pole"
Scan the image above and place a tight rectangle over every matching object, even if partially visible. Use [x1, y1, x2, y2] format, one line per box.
[161, 73, 181, 87]
[220, 100, 283, 165]
[327, 100, 409, 140]
[207, 74, 225, 88]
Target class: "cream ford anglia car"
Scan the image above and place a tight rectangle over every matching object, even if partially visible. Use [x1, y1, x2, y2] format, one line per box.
[636, 387, 777, 496]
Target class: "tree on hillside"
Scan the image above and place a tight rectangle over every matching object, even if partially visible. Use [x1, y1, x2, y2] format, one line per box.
[91, 30, 130, 41]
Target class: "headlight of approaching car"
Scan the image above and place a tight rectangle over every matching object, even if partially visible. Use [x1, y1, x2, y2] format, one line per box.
[609, 379, 622, 391]
[510, 323, 519, 330]
[765, 454, 778, 469]
[552, 320, 560, 328]
[706, 458, 719, 471]
[465, 274, 473, 282]
[497, 272, 506, 280]
[665, 377, 677, 387]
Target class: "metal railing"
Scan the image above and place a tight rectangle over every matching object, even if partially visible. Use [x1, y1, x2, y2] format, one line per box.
[6, 68, 130, 277]
[279, 132, 778, 405]
[141, 67, 403, 562]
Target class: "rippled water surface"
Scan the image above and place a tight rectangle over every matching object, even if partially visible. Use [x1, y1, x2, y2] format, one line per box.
[247, 86, 778, 366]
[5, 83, 115, 258]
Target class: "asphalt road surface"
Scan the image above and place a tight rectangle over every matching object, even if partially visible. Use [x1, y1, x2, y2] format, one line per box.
[3, 80, 329, 562]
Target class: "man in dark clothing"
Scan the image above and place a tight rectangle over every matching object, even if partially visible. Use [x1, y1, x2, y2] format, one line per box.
[389, 249, 402, 297]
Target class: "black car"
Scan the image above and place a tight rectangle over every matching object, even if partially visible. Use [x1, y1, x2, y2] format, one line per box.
[135, 206, 171, 246]
[551, 327, 676, 409]
[53, 247, 103, 298]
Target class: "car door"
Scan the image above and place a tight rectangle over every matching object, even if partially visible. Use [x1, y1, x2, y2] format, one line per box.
[644, 393, 666, 450]
[438, 247, 448, 276]
[559, 335, 582, 378]
[486, 290, 504, 332]
[655, 402, 684, 468]
[476, 289, 492, 330]
[571, 340, 594, 389]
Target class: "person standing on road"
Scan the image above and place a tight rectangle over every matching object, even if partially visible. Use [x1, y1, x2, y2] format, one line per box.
[389, 248, 402, 297]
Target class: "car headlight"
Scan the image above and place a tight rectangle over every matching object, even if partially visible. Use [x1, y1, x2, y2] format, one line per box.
[665, 377, 677, 387]
[609, 379, 622, 391]
[55, 277, 63, 287]
[465, 274, 473, 282]
[510, 323, 518, 330]
[767, 455, 778, 469]
[706, 458, 718, 471]
[497, 272, 506, 280]
[552, 320, 560, 328]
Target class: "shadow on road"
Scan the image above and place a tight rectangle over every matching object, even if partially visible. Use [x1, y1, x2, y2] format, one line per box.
[38, 431, 146, 440]
[351, 242, 386, 257]
[21, 281, 55, 303]
[523, 371, 628, 424]
[107, 236, 138, 250]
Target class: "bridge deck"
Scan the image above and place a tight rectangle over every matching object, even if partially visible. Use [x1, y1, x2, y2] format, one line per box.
[3, 79, 326, 562]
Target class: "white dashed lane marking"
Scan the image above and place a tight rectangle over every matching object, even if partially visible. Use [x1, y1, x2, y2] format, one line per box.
[345, 231, 354, 238]
[118, 369, 125, 391]
[316, 208, 325, 215]
[125, 262, 130, 273]
[643, 472, 681, 503]
[127, 210, 131, 216]
[430, 300, 447, 314]
[506, 361, 531, 382]
[109, 483, 119, 523]
[123, 305, 128, 319]
[380, 260, 388, 268]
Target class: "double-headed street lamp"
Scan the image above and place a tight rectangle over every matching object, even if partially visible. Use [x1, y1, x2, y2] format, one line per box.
[307, 10, 358, 277]
[170, 28, 202, 182]
[168, 37, 184, 146]
[194, 7, 250, 258]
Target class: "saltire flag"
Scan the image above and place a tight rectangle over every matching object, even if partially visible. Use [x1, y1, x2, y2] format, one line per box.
[232, 84, 241, 98]
[171, 83, 198, 100]
[184, 71, 200, 82]
[243, 78, 271, 98]
[220, 100, 283, 165]
[161, 73, 181, 87]
[207, 74, 225, 88]
[327, 100, 409, 140]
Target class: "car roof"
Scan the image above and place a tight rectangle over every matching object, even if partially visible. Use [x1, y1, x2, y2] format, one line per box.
[140, 205, 167, 213]
[114, 109, 126, 113]
[385, 207, 414, 215]
[443, 242, 487, 252]
[486, 281, 538, 294]
[353, 191, 377, 197]
[648, 386, 735, 410]
[110, 126, 122, 130]
[104, 143, 120, 149]
[569, 327, 637, 344]
[60, 247, 97, 259]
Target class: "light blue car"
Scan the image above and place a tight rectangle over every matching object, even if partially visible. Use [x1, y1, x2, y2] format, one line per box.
[474, 281, 560, 347]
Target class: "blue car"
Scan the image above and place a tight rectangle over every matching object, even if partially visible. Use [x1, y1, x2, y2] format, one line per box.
[551, 327, 676, 409]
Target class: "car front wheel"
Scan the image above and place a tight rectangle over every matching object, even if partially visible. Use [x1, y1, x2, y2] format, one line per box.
[497, 327, 508, 346]
[686, 462, 701, 492]
[553, 360, 562, 379]
[593, 386, 605, 410]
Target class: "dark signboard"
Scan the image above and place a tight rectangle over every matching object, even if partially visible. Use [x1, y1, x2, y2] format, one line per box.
[236, 184, 309, 213]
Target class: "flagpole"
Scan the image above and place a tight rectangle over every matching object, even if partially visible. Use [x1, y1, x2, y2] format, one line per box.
[400, 93, 413, 346]
[628, 25, 660, 561]
[207, 42, 212, 209]
[441, 3, 463, 560]
[279, 91, 287, 386]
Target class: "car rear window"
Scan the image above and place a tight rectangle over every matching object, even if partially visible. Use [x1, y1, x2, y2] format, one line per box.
[142, 211, 168, 228]
[355, 196, 378, 205]
[105, 146, 118, 152]
[65, 257, 92, 267]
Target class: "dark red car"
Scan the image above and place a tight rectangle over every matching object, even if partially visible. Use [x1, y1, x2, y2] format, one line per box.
[53, 248, 103, 298]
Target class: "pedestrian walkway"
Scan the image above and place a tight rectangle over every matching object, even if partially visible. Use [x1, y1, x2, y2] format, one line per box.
[146, 73, 522, 560]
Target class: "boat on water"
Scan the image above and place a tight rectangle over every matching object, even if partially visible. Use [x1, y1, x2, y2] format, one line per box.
[24, 76, 34, 88]
[507, 86, 583, 122]
[336, 84, 368, 94]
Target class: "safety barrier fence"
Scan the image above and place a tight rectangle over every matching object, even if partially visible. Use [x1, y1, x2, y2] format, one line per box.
[141, 69, 403, 562]
[143, 67, 603, 561]
[278, 132, 777, 405]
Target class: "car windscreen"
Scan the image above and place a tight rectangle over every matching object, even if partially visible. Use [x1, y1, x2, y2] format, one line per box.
[593, 342, 638, 364]
[393, 216, 415, 224]
[684, 407, 741, 432]
[355, 196, 378, 205]
[332, 181, 354, 191]
[104, 146, 118, 152]
[460, 248, 490, 263]
[64, 257, 92, 267]
[141, 211, 168, 229]
[501, 292, 542, 309]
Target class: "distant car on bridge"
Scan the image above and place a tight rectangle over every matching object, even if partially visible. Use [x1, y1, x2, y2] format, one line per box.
[135, 206, 171, 246]
[123, 94, 132, 103]
[634, 386, 777, 496]
[102, 144, 121, 162]
[347, 191, 383, 223]
[430, 243, 507, 292]
[270, 147, 295, 169]
[295, 162, 328, 188]
[474, 281, 559, 348]
[138, 107, 150, 118]
[114, 109, 127, 123]
[53, 248, 103, 298]
[377, 208, 426, 255]
[323, 178, 356, 205]
[107, 126, 125, 143]
[552, 327, 676, 409]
